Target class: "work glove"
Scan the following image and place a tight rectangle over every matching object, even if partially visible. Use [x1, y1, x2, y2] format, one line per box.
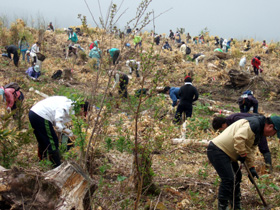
[6, 107, 11, 113]
[248, 167, 259, 183]
[263, 152, 272, 166]
[63, 128, 73, 137]
[55, 122, 64, 132]
[237, 154, 247, 163]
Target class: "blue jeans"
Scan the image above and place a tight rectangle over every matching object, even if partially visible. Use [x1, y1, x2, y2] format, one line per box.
[21, 51, 30, 62]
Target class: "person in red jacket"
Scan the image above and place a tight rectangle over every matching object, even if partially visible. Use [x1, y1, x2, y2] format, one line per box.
[0, 87, 24, 113]
[251, 56, 262, 75]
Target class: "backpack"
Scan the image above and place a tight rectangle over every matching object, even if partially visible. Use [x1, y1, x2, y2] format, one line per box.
[186, 47, 191, 55]
[4, 82, 20, 92]
[51, 70, 63, 79]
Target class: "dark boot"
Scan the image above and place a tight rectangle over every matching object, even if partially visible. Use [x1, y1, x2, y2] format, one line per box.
[230, 194, 241, 210]
[49, 150, 61, 168]
[218, 199, 228, 210]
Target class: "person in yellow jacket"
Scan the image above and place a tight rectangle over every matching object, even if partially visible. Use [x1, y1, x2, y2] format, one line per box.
[207, 115, 280, 210]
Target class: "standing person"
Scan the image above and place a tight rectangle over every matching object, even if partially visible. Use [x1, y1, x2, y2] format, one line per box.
[169, 30, 175, 40]
[5, 45, 19, 67]
[226, 38, 233, 52]
[0, 83, 24, 113]
[29, 96, 75, 168]
[175, 31, 181, 43]
[126, 60, 140, 77]
[110, 70, 129, 98]
[180, 42, 187, 59]
[212, 113, 273, 168]
[214, 37, 220, 46]
[48, 22, 54, 31]
[107, 48, 120, 65]
[222, 39, 228, 51]
[251, 56, 262, 75]
[89, 45, 102, 69]
[126, 26, 132, 35]
[219, 37, 224, 49]
[207, 115, 280, 210]
[186, 33, 191, 44]
[239, 56, 246, 71]
[18, 36, 29, 62]
[163, 86, 180, 107]
[237, 90, 258, 113]
[174, 76, 199, 123]
[30, 42, 40, 65]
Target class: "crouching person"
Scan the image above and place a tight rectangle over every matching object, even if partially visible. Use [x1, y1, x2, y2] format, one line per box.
[207, 115, 280, 210]
[29, 96, 75, 168]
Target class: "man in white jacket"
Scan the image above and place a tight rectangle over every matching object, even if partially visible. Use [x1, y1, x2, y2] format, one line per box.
[29, 96, 75, 168]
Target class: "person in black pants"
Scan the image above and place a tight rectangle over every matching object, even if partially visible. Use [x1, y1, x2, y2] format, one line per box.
[174, 76, 199, 123]
[5, 45, 19, 67]
[111, 70, 129, 98]
[208, 115, 280, 210]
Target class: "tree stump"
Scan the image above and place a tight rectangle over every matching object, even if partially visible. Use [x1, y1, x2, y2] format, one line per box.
[63, 69, 72, 80]
[225, 69, 251, 88]
[0, 161, 97, 210]
[214, 51, 231, 60]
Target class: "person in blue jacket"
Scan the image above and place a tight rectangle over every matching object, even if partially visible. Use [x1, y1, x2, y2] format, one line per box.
[89, 46, 102, 69]
[107, 48, 120, 65]
[163, 86, 180, 107]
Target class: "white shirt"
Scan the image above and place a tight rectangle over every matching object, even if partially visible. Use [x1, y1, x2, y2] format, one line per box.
[31, 96, 74, 131]
[239, 57, 246, 67]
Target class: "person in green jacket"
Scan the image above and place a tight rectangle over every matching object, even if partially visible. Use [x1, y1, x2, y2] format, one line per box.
[133, 35, 142, 49]
[107, 48, 120, 65]
[68, 28, 78, 44]
[89, 46, 102, 69]
[207, 115, 280, 210]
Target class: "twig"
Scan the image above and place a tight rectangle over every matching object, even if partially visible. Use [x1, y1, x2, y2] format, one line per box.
[83, 0, 99, 27]
[153, 190, 162, 210]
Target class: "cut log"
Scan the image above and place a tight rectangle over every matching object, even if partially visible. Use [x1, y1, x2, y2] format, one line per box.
[0, 161, 97, 210]
[171, 138, 209, 147]
[226, 69, 251, 88]
[214, 51, 231, 60]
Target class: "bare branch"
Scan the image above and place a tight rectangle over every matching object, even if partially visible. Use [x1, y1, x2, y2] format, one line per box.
[112, 8, 129, 26]
[83, 0, 99, 27]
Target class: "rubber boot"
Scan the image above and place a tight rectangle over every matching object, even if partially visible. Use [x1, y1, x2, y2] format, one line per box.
[49, 150, 61, 168]
[218, 199, 228, 210]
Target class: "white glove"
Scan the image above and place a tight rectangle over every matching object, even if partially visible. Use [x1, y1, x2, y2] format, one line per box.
[7, 107, 11, 113]
[55, 122, 64, 132]
[63, 128, 73, 137]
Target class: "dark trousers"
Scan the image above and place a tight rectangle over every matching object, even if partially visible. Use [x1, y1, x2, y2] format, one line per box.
[112, 50, 120, 65]
[119, 74, 129, 98]
[174, 104, 192, 123]
[29, 110, 61, 167]
[239, 103, 258, 113]
[130, 67, 140, 77]
[207, 142, 242, 201]
[253, 66, 259, 75]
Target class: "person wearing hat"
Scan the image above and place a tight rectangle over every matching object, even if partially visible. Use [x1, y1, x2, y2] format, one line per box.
[89, 44, 102, 69]
[0, 85, 24, 113]
[107, 48, 120, 65]
[25, 66, 41, 80]
[212, 113, 273, 169]
[207, 115, 280, 210]
[126, 60, 140, 77]
[174, 76, 199, 123]
[237, 90, 258, 113]
[29, 96, 76, 168]
[163, 86, 180, 107]
[5, 45, 19, 67]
